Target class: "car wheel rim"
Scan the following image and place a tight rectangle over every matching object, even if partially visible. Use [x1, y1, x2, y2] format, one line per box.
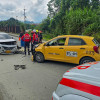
[83, 60, 91, 64]
[36, 54, 41, 61]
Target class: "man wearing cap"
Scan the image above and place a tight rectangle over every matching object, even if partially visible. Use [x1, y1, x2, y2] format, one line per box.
[31, 30, 39, 55]
[21, 31, 31, 55]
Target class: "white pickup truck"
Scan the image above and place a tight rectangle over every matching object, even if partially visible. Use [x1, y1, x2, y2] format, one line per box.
[0, 33, 17, 54]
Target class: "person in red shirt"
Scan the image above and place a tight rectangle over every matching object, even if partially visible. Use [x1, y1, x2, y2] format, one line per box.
[32, 32, 39, 43]
[31, 31, 39, 55]
[21, 31, 31, 55]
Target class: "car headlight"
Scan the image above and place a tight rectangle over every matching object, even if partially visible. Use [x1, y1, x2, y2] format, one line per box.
[35, 44, 39, 47]
[33, 45, 39, 49]
[33, 44, 41, 50]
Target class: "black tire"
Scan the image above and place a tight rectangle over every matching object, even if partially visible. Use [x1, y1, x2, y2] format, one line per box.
[35, 52, 44, 63]
[79, 57, 95, 65]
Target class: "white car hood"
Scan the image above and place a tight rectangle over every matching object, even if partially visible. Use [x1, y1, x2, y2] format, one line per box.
[64, 62, 100, 86]
[0, 39, 16, 42]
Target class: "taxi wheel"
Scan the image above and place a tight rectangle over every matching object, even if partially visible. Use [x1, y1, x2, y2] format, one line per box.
[80, 57, 95, 64]
[35, 52, 44, 63]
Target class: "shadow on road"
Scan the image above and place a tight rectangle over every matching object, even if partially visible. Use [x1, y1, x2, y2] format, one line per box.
[44, 60, 77, 67]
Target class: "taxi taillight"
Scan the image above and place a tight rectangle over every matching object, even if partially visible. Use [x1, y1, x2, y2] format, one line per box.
[93, 46, 99, 53]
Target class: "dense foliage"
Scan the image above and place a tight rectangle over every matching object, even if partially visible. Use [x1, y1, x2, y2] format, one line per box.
[0, 18, 35, 33]
[36, 0, 100, 41]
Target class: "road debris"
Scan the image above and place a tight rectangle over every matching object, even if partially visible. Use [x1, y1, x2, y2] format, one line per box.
[15, 51, 25, 54]
[14, 65, 26, 70]
[1, 59, 3, 61]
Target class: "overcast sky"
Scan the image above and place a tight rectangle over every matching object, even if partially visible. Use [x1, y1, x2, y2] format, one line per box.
[0, 0, 50, 23]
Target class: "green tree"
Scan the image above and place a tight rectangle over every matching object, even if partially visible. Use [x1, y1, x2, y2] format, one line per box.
[70, 0, 90, 10]
[20, 23, 25, 32]
[34, 0, 100, 41]
[91, 0, 100, 9]
[36, 18, 50, 32]
[47, 0, 61, 18]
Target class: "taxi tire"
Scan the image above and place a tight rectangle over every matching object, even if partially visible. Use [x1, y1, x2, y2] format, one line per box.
[79, 57, 95, 65]
[35, 52, 44, 63]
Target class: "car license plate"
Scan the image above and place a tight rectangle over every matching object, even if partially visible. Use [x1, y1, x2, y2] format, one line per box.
[5, 50, 11, 53]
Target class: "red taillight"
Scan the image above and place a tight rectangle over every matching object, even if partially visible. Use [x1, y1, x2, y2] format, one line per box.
[52, 96, 53, 100]
[93, 46, 99, 53]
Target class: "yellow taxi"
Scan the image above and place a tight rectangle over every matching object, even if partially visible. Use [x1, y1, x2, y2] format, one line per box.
[32, 35, 100, 64]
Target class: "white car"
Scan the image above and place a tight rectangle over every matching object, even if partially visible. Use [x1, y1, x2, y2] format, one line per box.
[0, 33, 17, 54]
[52, 62, 100, 100]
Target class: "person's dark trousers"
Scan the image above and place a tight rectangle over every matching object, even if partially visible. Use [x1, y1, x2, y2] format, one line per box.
[31, 42, 34, 55]
[31, 41, 38, 55]
[24, 42, 30, 55]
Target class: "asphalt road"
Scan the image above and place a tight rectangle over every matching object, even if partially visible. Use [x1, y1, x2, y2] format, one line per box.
[0, 33, 76, 100]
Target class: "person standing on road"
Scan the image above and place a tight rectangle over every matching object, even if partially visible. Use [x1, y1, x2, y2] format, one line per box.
[19, 31, 25, 47]
[36, 30, 39, 42]
[31, 31, 34, 55]
[21, 31, 31, 55]
[31, 30, 39, 55]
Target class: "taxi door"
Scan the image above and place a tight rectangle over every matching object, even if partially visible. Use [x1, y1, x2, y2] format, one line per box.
[44, 37, 67, 61]
[64, 37, 87, 63]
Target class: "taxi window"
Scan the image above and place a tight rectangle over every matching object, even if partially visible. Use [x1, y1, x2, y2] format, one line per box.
[68, 38, 86, 46]
[57, 38, 66, 46]
[47, 37, 66, 46]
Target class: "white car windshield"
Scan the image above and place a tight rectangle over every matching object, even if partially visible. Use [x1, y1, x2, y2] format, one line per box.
[0, 34, 12, 39]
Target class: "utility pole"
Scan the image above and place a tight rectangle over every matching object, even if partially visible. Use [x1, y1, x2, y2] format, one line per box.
[23, 7, 26, 31]
[23, 7, 26, 23]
